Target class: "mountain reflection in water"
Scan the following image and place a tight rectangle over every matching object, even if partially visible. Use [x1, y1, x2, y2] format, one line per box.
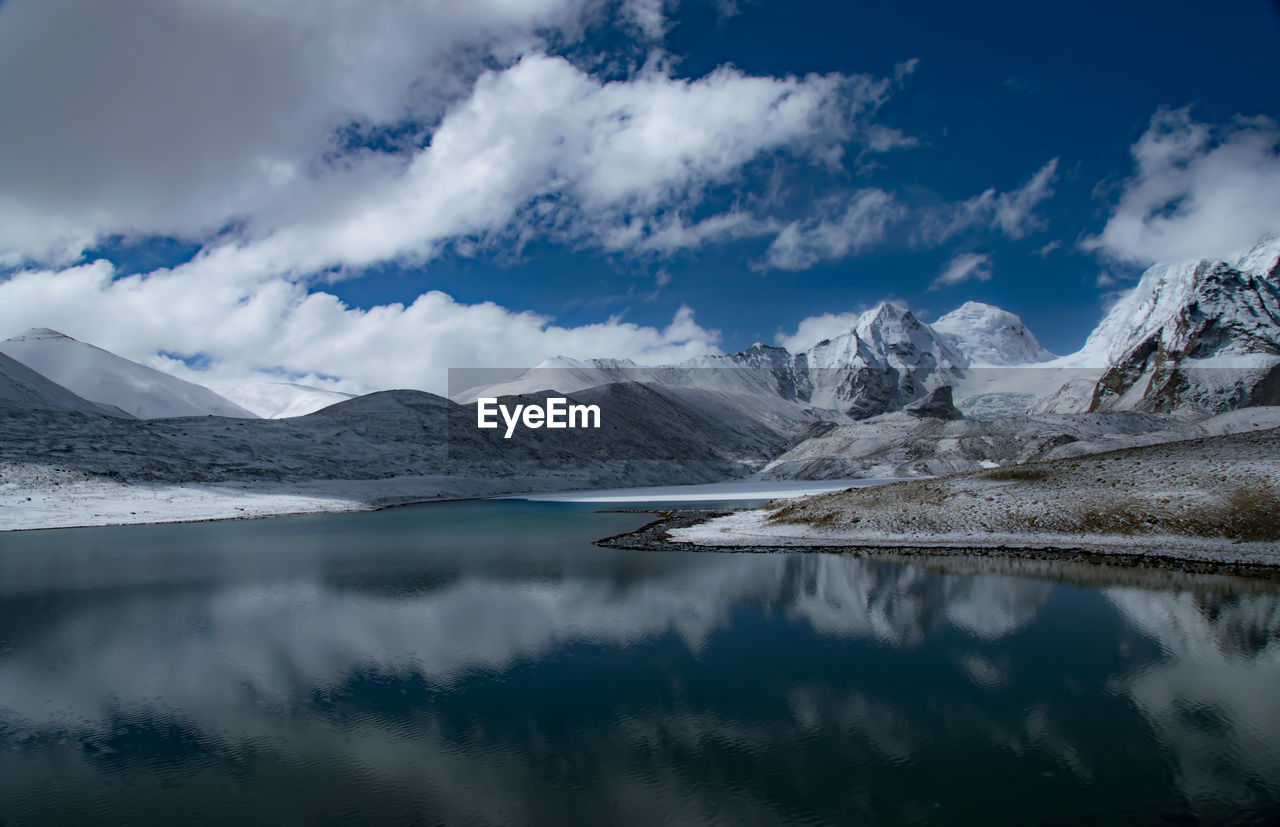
[0, 500, 1276, 825]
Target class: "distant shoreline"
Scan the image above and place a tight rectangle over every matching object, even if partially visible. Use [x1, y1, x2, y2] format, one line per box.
[594, 509, 1280, 580]
[0, 473, 887, 533]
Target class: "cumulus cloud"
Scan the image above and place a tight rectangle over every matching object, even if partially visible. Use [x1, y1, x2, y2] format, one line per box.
[176, 54, 888, 283]
[0, 261, 722, 395]
[773, 312, 863, 352]
[1081, 107, 1280, 264]
[0, 0, 610, 265]
[931, 252, 992, 289]
[3, 24, 895, 277]
[0, 0, 1029, 286]
[0, 0, 901, 272]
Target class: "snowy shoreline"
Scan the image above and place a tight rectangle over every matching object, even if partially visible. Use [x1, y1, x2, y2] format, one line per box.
[663, 509, 1280, 570]
[0, 470, 885, 533]
[0, 466, 522, 532]
[659, 427, 1280, 570]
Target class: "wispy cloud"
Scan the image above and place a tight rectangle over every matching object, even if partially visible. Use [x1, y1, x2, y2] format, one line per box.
[916, 159, 1059, 245]
[931, 252, 992, 289]
[894, 57, 921, 87]
[760, 190, 903, 270]
[757, 158, 1058, 272]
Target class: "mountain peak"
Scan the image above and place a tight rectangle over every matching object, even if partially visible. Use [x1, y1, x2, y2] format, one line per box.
[857, 301, 911, 327]
[951, 300, 1000, 314]
[1229, 234, 1280, 278]
[934, 302, 1054, 367]
[1071, 237, 1280, 369]
[8, 328, 73, 343]
[0, 331, 257, 419]
[1043, 236, 1280, 413]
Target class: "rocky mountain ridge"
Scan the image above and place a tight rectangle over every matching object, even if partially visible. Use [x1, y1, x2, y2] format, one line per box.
[473, 238, 1280, 420]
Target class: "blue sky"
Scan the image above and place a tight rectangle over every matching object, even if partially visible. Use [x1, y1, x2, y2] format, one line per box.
[1, 0, 1278, 392]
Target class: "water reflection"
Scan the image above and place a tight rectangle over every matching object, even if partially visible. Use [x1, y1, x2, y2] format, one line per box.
[1107, 589, 1280, 816]
[0, 503, 1277, 824]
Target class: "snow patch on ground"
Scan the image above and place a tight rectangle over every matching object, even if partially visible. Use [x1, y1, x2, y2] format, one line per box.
[0, 463, 527, 531]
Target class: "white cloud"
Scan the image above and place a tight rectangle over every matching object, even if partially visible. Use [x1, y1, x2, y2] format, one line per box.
[215, 54, 886, 278]
[773, 312, 862, 352]
[0, 0, 608, 265]
[602, 210, 776, 255]
[917, 159, 1059, 245]
[0, 261, 722, 395]
[620, 0, 673, 39]
[757, 158, 1059, 272]
[761, 190, 904, 270]
[931, 252, 992, 289]
[4, 31, 895, 276]
[863, 125, 920, 154]
[1082, 107, 1280, 264]
[893, 58, 920, 87]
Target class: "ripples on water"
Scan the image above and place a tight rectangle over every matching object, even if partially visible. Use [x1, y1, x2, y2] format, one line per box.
[0, 500, 1277, 825]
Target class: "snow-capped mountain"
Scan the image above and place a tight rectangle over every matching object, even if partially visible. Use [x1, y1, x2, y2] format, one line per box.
[464, 242, 1280, 421]
[0, 351, 131, 417]
[9, 235, 1274, 450]
[933, 301, 1055, 367]
[806, 302, 965, 417]
[215, 381, 356, 419]
[463, 302, 1001, 420]
[1043, 236, 1280, 413]
[0, 329, 257, 420]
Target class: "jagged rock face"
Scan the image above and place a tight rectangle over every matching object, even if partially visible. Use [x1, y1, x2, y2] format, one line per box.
[688, 303, 966, 419]
[1087, 240, 1280, 413]
[711, 344, 813, 402]
[806, 302, 965, 419]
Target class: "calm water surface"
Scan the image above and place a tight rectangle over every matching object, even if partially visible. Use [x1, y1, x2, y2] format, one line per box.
[0, 499, 1278, 825]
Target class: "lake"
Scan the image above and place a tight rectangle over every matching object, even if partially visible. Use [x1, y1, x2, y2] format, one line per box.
[1, 498, 1278, 825]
